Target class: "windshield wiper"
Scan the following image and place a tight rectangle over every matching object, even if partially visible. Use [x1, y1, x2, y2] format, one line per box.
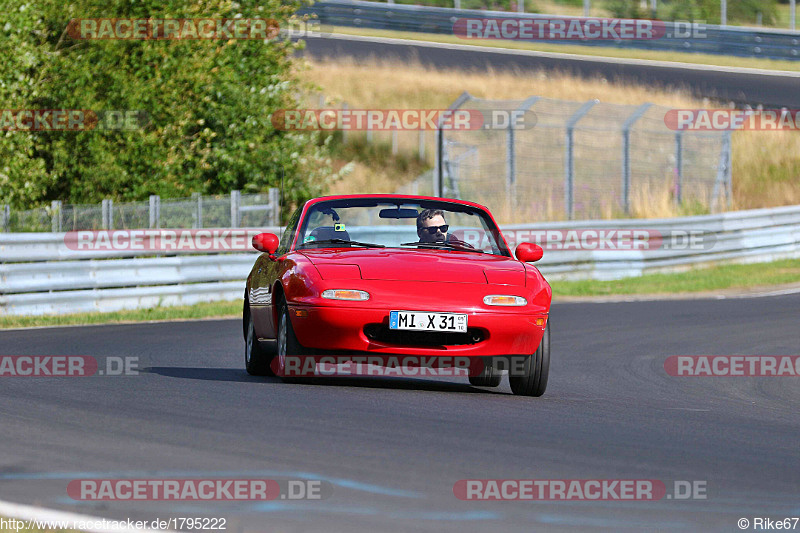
[400, 241, 484, 253]
[301, 238, 385, 249]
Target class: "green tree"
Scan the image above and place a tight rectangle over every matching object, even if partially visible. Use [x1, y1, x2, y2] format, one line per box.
[0, 0, 340, 215]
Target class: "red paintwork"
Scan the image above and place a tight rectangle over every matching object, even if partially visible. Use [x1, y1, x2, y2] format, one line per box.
[245, 194, 551, 357]
[252, 232, 279, 253]
[515, 242, 544, 262]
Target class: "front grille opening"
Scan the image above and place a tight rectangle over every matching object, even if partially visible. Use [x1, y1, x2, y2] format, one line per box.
[364, 324, 486, 347]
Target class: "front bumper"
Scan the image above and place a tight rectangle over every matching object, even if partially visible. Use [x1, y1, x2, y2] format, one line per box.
[289, 305, 547, 356]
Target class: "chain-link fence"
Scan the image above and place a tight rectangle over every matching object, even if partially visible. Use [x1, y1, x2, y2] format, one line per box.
[432, 92, 732, 223]
[1, 189, 280, 232]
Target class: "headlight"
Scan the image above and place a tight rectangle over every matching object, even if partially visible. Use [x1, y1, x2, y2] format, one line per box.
[322, 289, 370, 301]
[483, 295, 527, 306]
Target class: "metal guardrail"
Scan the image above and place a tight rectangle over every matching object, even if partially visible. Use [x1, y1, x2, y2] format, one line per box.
[528, 205, 800, 279]
[2, 206, 800, 315]
[303, 0, 800, 60]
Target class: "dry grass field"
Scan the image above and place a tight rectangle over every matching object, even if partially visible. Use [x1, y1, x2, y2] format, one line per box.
[298, 57, 800, 217]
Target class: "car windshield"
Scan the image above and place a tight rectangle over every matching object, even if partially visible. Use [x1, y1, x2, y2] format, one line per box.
[295, 198, 511, 256]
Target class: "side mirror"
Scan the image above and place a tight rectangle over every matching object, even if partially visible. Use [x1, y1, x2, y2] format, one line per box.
[515, 242, 543, 262]
[252, 233, 279, 258]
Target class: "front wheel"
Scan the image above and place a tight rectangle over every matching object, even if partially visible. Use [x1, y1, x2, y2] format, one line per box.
[276, 302, 315, 384]
[509, 321, 550, 397]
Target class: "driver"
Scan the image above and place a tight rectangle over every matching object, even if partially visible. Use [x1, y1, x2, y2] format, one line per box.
[416, 209, 449, 243]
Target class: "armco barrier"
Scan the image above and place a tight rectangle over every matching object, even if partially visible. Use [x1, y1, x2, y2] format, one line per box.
[303, 0, 800, 61]
[2, 207, 800, 315]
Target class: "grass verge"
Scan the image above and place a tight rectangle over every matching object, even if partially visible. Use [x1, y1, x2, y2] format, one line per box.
[551, 258, 800, 296]
[0, 300, 241, 330]
[330, 27, 800, 72]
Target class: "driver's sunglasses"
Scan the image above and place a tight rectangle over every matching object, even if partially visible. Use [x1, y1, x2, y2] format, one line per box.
[422, 224, 449, 234]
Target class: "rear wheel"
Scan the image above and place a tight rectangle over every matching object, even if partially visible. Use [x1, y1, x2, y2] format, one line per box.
[509, 321, 550, 397]
[277, 301, 315, 384]
[468, 357, 502, 387]
[244, 302, 275, 376]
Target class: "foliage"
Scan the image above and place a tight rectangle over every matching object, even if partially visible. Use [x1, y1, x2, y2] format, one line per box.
[0, 0, 342, 216]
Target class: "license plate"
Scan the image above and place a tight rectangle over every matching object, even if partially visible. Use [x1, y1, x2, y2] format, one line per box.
[389, 311, 468, 332]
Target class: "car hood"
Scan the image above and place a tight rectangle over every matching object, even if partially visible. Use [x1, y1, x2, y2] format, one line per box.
[299, 248, 525, 285]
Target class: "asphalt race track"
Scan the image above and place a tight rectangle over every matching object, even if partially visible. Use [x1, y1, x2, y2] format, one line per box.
[300, 34, 800, 108]
[1, 295, 799, 532]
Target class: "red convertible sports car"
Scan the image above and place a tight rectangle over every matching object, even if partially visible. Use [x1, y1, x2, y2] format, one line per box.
[243, 194, 551, 396]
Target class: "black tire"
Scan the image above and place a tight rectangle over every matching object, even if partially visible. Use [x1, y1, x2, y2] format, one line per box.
[509, 321, 550, 397]
[276, 301, 315, 384]
[244, 301, 275, 376]
[468, 357, 502, 387]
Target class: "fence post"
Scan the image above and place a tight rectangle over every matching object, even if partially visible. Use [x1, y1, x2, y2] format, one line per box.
[149, 195, 160, 229]
[2, 204, 9, 232]
[506, 96, 541, 208]
[391, 129, 398, 155]
[436, 123, 444, 196]
[231, 190, 241, 228]
[674, 131, 684, 205]
[341, 102, 348, 144]
[506, 126, 516, 204]
[51, 200, 62, 233]
[711, 131, 732, 212]
[192, 192, 202, 229]
[269, 187, 280, 226]
[437, 91, 472, 198]
[724, 131, 733, 209]
[518, 0, 524, 13]
[564, 100, 597, 220]
[102, 199, 114, 229]
[418, 130, 426, 161]
[620, 103, 652, 215]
